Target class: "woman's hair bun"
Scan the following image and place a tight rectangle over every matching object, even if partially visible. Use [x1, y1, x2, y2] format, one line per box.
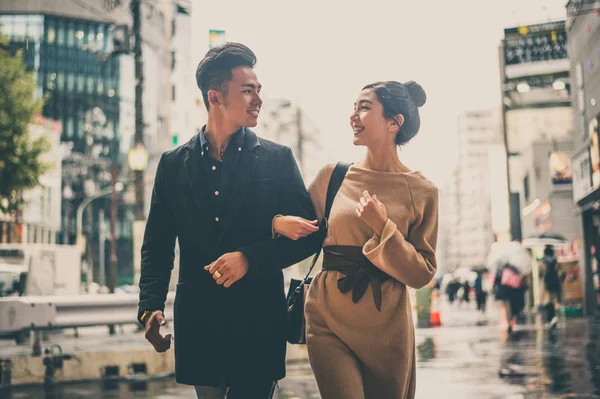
[404, 81, 426, 107]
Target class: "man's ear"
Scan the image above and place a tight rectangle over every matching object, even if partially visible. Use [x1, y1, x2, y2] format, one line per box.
[208, 89, 221, 106]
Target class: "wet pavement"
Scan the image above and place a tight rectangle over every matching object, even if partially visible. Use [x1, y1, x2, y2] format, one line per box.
[2, 299, 600, 398]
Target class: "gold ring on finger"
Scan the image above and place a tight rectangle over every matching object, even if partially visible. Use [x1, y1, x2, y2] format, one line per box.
[214, 271, 222, 279]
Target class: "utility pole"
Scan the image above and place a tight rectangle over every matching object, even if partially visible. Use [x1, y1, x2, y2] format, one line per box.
[98, 208, 106, 287]
[498, 43, 514, 241]
[109, 153, 118, 294]
[296, 107, 304, 177]
[132, 0, 145, 221]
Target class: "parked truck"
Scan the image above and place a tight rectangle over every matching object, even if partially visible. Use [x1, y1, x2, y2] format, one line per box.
[0, 244, 81, 297]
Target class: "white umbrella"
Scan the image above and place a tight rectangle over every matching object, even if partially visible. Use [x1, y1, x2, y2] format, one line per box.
[486, 241, 533, 275]
[521, 233, 568, 248]
[452, 267, 478, 284]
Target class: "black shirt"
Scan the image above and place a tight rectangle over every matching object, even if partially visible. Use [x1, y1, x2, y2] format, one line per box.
[198, 126, 246, 232]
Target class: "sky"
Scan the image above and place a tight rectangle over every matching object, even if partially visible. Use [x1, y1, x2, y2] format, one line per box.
[189, 0, 568, 186]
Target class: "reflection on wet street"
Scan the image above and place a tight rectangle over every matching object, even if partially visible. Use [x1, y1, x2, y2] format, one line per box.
[3, 300, 600, 398]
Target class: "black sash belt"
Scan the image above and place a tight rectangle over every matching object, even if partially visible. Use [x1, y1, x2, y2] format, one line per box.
[322, 246, 390, 311]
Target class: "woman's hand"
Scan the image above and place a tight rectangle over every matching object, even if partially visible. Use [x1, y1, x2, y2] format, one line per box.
[273, 215, 319, 240]
[356, 191, 388, 236]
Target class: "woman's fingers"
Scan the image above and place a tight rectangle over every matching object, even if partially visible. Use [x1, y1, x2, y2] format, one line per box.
[301, 220, 320, 232]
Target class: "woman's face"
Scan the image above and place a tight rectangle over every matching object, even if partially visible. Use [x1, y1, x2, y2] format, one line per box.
[350, 89, 399, 147]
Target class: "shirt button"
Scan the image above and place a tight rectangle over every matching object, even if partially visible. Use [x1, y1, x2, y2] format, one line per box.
[215, 217, 219, 222]
[214, 191, 219, 196]
[238, 147, 242, 151]
[212, 166, 216, 171]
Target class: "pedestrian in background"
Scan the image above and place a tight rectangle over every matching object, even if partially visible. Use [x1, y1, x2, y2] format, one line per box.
[474, 271, 488, 313]
[540, 245, 563, 329]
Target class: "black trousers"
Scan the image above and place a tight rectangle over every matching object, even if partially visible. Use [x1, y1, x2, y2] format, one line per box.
[227, 380, 276, 399]
[195, 380, 276, 399]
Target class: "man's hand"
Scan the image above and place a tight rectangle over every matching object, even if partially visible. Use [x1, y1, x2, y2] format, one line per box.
[144, 310, 172, 353]
[204, 251, 249, 288]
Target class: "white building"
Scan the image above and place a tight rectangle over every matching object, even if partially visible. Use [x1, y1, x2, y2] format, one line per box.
[438, 168, 460, 273]
[170, 2, 202, 146]
[440, 109, 502, 272]
[20, 116, 63, 244]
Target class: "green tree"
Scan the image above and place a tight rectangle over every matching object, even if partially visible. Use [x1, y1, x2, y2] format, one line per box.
[0, 29, 50, 221]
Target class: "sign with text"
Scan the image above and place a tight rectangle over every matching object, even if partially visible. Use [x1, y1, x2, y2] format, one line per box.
[208, 30, 226, 49]
[573, 147, 593, 203]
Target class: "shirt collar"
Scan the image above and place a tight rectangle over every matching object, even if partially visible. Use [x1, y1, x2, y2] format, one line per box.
[199, 126, 246, 156]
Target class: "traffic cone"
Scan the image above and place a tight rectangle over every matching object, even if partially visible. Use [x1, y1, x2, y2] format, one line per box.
[430, 289, 442, 327]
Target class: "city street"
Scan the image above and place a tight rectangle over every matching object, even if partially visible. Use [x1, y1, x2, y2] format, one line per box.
[3, 299, 600, 398]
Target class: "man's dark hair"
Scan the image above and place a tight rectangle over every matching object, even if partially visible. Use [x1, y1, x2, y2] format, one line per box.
[544, 245, 555, 257]
[195, 42, 257, 110]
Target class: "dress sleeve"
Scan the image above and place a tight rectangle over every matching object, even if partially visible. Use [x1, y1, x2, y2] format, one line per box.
[362, 182, 438, 289]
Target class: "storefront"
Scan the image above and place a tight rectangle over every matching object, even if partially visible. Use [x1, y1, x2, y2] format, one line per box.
[572, 126, 600, 315]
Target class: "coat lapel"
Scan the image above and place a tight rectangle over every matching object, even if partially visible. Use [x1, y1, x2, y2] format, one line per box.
[218, 128, 260, 243]
[183, 133, 211, 210]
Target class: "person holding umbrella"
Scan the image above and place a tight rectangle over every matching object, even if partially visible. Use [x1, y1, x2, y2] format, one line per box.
[487, 242, 532, 333]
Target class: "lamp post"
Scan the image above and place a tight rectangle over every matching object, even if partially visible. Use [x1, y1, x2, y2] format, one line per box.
[75, 183, 123, 253]
[131, 0, 146, 222]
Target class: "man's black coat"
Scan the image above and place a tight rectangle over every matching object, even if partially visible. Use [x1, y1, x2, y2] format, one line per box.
[138, 128, 321, 386]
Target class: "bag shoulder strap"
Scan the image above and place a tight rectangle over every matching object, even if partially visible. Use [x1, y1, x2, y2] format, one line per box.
[301, 162, 351, 283]
[324, 162, 352, 220]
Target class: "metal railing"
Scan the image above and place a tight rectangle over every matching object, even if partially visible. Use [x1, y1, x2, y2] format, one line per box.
[0, 292, 175, 338]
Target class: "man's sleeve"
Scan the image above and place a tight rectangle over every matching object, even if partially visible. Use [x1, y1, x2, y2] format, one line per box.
[137, 153, 177, 324]
[238, 147, 322, 274]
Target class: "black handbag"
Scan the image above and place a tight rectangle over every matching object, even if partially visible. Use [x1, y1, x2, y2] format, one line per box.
[285, 162, 351, 344]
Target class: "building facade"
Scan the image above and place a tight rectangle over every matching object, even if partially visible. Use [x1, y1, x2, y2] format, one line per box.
[439, 110, 502, 273]
[0, 0, 175, 286]
[566, 2, 600, 315]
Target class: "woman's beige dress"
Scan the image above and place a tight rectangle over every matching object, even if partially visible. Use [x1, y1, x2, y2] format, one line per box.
[305, 163, 439, 399]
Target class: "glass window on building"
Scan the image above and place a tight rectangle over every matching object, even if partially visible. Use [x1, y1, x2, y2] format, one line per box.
[27, 15, 43, 42]
[46, 20, 56, 44]
[66, 116, 74, 139]
[0, 15, 13, 36]
[96, 25, 105, 52]
[56, 72, 64, 91]
[67, 21, 75, 48]
[67, 72, 74, 92]
[12, 15, 27, 39]
[57, 20, 65, 46]
[87, 25, 96, 51]
[75, 22, 84, 49]
[87, 76, 94, 94]
[77, 74, 85, 93]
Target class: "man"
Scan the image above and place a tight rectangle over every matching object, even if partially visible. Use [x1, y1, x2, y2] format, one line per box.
[137, 43, 320, 398]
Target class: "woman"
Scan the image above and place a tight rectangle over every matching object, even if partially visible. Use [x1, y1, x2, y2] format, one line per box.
[493, 263, 525, 333]
[273, 81, 438, 398]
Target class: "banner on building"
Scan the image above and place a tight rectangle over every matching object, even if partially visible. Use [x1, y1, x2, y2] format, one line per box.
[560, 260, 584, 306]
[590, 116, 600, 191]
[573, 147, 593, 203]
[503, 21, 568, 79]
[549, 151, 572, 187]
[208, 29, 226, 49]
[534, 200, 551, 234]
